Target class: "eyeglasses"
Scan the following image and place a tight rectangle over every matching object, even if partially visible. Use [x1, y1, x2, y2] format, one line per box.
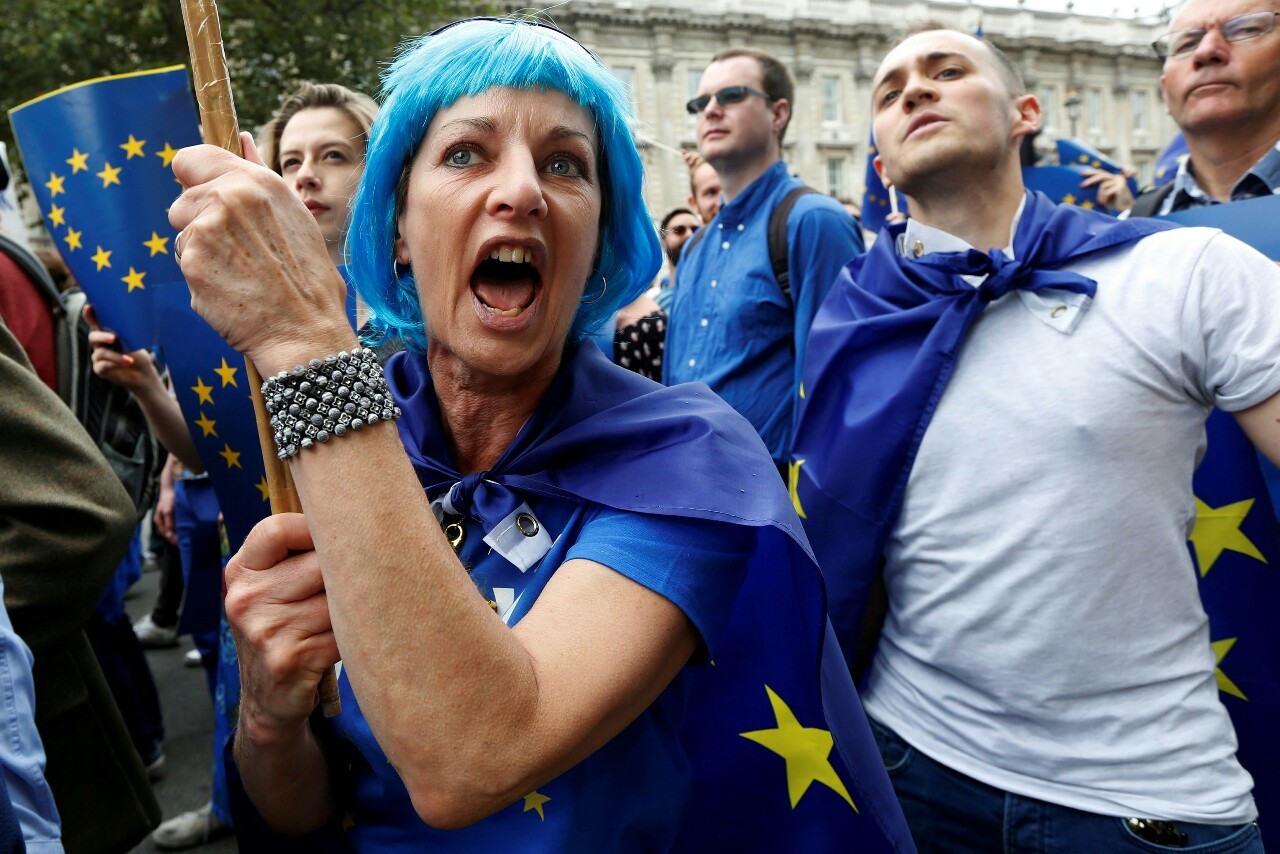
[685, 86, 773, 115]
[427, 17, 603, 66]
[1151, 10, 1280, 59]
[667, 223, 699, 237]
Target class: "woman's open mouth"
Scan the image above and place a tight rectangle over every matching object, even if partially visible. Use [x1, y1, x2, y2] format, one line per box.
[471, 244, 542, 323]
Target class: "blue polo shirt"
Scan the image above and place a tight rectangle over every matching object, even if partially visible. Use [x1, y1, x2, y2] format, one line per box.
[663, 161, 864, 462]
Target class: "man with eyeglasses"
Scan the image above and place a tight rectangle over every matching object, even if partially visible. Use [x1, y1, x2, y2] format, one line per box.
[1131, 0, 1280, 216]
[664, 49, 864, 475]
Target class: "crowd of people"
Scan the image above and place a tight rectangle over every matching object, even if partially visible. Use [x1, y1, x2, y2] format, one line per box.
[1, 0, 1278, 849]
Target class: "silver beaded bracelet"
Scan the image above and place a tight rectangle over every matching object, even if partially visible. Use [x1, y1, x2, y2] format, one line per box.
[261, 346, 402, 460]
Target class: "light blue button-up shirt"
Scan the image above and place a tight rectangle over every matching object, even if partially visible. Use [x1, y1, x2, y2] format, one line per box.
[663, 161, 864, 463]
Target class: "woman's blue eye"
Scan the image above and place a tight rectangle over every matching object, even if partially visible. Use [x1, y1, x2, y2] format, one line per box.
[448, 149, 474, 167]
[547, 156, 582, 177]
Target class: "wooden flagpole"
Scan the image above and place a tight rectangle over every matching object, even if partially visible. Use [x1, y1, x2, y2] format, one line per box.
[179, 0, 341, 717]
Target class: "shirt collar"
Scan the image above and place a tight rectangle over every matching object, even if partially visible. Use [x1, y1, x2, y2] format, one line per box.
[1170, 139, 1280, 210]
[715, 160, 790, 227]
[898, 194, 1026, 262]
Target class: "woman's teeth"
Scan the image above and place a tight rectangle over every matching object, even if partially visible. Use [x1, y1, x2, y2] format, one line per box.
[490, 245, 532, 263]
[482, 303, 524, 317]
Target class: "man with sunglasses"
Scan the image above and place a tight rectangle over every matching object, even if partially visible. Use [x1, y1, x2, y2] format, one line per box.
[664, 49, 863, 474]
[1131, 0, 1280, 215]
[655, 208, 700, 312]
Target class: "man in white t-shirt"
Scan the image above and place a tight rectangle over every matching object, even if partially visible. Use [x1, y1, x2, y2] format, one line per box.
[791, 25, 1280, 852]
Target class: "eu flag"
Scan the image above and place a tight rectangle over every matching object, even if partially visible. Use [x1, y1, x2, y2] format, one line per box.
[1162, 196, 1280, 849]
[1054, 136, 1139, 198]
[9, 67, 201, 351]
[154, 281, 271, 556]
[1021, 165, 1111, 212]
[862, 133, 906, 235]
[1153, 132, 1189, 187]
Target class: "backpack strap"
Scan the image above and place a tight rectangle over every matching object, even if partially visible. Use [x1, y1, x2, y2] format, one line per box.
[1128, 181, 1177, 219]
[768, 186, 820, 304]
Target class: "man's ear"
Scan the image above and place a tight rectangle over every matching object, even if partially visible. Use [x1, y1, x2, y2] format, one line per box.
[771, 98, 791, 139]
[1012, 93, 1043, 140]
[873, 154, 889, 187]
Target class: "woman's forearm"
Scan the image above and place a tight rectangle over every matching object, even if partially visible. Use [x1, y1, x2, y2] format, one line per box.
[234, 716, 335, 836]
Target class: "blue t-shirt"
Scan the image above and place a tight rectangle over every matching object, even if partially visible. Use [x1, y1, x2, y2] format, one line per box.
[318, 497, 751, 850]
[663, 161, 864, 462]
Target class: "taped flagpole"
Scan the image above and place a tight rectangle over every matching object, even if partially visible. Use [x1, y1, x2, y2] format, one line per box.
[179, 0, 341, 718]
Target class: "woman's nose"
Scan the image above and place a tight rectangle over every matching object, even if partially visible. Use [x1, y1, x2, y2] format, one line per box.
[487, 152, 548, 219]
[294, 157, 321, 190]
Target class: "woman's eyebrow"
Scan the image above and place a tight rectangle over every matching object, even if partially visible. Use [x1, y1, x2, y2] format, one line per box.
[437, 116, 498, 135]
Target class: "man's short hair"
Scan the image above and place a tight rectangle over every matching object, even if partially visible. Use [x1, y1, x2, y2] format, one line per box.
[660, 207, 700, 232]
[896, 22, 1027, 97]
[709, 48, 796, 142]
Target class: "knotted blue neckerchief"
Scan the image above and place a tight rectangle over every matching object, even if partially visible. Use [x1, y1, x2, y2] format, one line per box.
[386, 340, 811, 551]
[793, 191, 1175, 659]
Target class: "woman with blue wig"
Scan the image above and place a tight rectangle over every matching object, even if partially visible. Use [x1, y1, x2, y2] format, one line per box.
[166, 17, 910, 850]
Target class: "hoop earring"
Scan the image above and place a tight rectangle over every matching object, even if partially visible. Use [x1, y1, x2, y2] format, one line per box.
[580, 274, 607, 305]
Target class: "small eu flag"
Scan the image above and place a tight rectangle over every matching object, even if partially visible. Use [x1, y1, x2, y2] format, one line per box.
[9, 66, 202, 351]
[861, 132, 906, 235]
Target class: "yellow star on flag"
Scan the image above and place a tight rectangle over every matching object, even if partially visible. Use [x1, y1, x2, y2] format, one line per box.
[45, 172, 65, 197]
[120, 134, 146, 159]
[740, 685, 857, 812]
[96, 162, 122, 188]
[143, 231, 170, 256]
[47, 204, 66, 228]
[218, 443, 242, 469]
[1091, 159, 1102, 168]
[1078, 154, 1090, 163]
[1080, 200, 1094, 210]
[1189, 497, 1266, 577]
[1062, 193, 1077, 205]
[788, 459, 807, 520]
[1212, 638, 1248, 701]
[522, 790, 550, 821]
[64, 228, 83, 251]
[214, 357, 239, 388]
[341, 811, 357, 831]
[65, 149, 90, 173]
[191, 377, 215, 406]
[156, 142, 179, 168]
[193, 412, 217, 438]
[254, 476, 270, 502]
[90, 246, 113, 271]
[121, 267, 146, 292]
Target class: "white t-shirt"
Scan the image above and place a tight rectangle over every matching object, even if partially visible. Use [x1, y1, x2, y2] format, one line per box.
[861, 221, 1280, 824]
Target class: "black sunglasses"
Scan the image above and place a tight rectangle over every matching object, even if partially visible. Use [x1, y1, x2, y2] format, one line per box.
[686, 86, 773, 115]
[428, 17, 603, 66]
[667, 223, 699, 237]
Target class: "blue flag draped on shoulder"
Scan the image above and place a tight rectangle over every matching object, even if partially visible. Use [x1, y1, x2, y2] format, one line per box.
[1160, 196, 1280, 852]
[9, 66, 201, 351]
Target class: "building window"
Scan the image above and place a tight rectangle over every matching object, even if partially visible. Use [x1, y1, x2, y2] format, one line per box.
[1086, 88, 1102, 132]
[1131, 89, 1148, 132]
[687, 69, 703, 124]
[826, 157, 844, 196]
[1038, 85, 1055, 129]
[821, 75, 840, 123]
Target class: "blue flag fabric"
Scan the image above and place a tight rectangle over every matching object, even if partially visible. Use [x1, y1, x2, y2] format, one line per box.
[1159, 198, 1280, 851]
[1022, 164, 1111, 213]
[792, 193, 1171, 654]
[154, 281, 271, 555]
[227, 341, 915, 850]
[9, 67, 201, 351]
[1154, 132, 1189, 186]
[862, 135, 906, 234]
[1055, 136, 1140, 198]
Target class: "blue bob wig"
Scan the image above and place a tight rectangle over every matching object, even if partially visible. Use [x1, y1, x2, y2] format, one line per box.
[347, 18, 663, 351]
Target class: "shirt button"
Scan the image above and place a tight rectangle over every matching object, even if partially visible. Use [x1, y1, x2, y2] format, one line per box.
[700, 318, 709, 327]
[1051, 305, 1068, 319]
[718, 223, 724, 230]
[721, 241, 730, 250]
[737, 223, 745, 231]
[688, 358, 696, 367]
[710, 280, 718, 288]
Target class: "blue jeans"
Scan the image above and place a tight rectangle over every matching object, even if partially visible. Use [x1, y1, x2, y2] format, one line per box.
[868, 717, 1263, 853]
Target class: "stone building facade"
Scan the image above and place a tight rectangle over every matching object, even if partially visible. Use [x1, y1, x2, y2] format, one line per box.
[500, 0, 1179, 219]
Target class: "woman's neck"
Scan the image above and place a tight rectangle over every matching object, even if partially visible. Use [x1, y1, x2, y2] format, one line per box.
[429, 348, 561, 474]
